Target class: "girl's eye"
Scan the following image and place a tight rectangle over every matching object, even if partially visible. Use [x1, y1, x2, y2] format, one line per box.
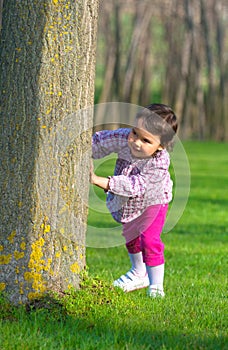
[143, 138, 151, 144]
[132, 129, 137, 135]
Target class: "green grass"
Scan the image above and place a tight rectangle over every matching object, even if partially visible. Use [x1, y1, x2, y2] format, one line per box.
[1, 141, 227, 350]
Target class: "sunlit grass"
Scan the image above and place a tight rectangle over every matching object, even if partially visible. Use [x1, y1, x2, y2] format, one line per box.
[0, 141, 227, 350]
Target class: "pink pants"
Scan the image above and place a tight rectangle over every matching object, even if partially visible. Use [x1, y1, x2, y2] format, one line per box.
[122, 204, 168, 267]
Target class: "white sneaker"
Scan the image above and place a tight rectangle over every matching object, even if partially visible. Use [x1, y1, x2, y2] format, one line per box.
[113, 270, 149, 292]
[148, 285, 165, 298]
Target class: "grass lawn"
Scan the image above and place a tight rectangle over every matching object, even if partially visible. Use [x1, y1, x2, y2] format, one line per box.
[1, 141, 227, 350]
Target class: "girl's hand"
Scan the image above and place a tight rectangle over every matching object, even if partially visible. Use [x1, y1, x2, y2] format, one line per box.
[89, 160, 110, 191]
[90, 161, 95, 184]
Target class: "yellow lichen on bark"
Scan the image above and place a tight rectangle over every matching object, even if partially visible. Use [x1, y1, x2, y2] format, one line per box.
[0, 282, 6, 292]
[40, 223, 51, 234]
[14, 251, 25, 260]
[0, 254, 12, 265]
[20, 242, 26, 250]
[24, 235, 53, 300]
[70, 262, 80, 274]
[7, 230, 16, 244]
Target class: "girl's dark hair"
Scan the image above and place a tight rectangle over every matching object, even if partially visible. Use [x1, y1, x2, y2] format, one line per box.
[136, 103, 178, 150]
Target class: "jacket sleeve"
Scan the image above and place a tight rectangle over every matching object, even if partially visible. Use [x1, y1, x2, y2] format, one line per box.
[108, 168, 167, 198]
[92, 129, 129, 159]
[108, 150, 170, 198]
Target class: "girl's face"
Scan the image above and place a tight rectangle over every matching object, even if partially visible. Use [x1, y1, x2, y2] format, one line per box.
[128, 118, 163, 158]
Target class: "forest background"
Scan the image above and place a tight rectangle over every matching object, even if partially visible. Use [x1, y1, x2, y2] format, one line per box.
[95, 0, 228, 141]
[0, 0, 227, 141]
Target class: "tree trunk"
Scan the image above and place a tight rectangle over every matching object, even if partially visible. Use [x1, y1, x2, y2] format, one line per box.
[97, 2, 116, 104]
[173, 0, 194, 132]
[0, 0, 99, 304]
[0, 0, 3, 30]
[122, 2, 153, 102]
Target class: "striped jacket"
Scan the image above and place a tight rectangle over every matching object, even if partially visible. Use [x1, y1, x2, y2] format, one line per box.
[92, 128, 172, 223]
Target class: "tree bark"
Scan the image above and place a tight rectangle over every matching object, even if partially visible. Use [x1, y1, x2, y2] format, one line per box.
[0, 0, 99, 304]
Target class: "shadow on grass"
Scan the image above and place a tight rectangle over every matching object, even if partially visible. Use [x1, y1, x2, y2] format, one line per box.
[1, 293, 226, 350]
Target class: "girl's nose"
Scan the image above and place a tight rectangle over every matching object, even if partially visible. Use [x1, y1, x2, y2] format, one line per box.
[134, 139, 141, 147]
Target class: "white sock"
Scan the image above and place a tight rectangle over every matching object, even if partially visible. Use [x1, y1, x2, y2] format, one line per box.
[146, 264, 164, 291]
[128, 252, 147, 276]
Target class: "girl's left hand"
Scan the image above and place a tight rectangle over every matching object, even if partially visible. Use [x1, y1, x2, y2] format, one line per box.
[90, 160, 95, 184]
[89, 160, 110, 191]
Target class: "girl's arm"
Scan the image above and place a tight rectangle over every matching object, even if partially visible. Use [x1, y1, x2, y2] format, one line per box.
[90, 162, 110, 191]
[92, 129, 129, 159]
[90, 173, 110, 191]
[108, 152, 170, 197]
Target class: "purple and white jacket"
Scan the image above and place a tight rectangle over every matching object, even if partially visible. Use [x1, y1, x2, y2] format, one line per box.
[92, 128, 173, 223]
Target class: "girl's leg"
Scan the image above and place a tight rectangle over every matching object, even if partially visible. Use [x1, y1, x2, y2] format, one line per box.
[126, 236, 147, 276]
[146, 264, 165, 297]
[113, 236, 149, 292]
[141, 204, 168, 297]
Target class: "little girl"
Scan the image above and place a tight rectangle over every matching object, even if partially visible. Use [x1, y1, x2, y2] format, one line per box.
[90, 103, 178, 297]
